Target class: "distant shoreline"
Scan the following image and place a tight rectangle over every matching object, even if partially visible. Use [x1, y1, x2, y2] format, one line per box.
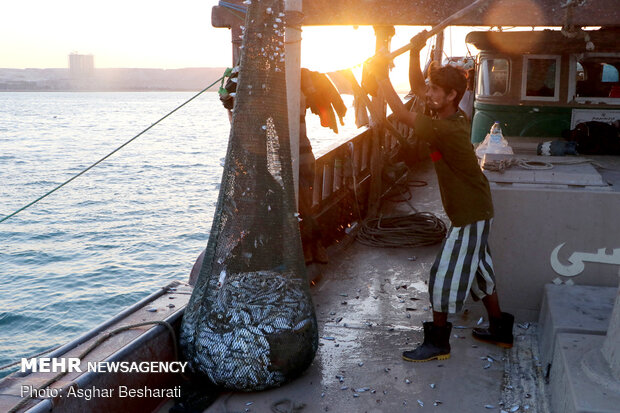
[0, 67, 228, 93]
[0, 89, 222, 93]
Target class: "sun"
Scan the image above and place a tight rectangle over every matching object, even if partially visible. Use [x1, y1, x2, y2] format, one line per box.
[300, 26, 376, 74]
[299, 26, 438, 93]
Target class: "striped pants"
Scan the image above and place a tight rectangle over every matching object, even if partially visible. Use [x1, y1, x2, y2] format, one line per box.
[429, 219, 496, 314]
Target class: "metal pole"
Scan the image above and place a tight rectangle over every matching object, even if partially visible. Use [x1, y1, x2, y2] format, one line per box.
[367, 25, 395, 218]
[285, 0, 302, 206]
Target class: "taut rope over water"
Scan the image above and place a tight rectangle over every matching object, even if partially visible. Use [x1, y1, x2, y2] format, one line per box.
[0, 75, 225, 225]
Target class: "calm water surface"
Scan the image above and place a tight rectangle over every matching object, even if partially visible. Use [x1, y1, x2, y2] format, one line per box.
[0, 91, 361, 376]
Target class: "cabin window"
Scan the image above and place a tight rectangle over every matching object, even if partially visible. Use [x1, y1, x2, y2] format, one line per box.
[476, 57, 509, 97]
[573, 55, 620, 100]
[521, 55, 560, 101]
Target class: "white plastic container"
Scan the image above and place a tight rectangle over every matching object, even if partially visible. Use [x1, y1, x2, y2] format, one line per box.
[475, 121, 514, 157]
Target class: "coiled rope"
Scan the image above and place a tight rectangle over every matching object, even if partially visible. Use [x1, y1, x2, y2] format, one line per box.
[357, 212, 447, 248]
[357, 165, 447, 247]
[346, 122, 447, 248]
[0, 75, 225, 225]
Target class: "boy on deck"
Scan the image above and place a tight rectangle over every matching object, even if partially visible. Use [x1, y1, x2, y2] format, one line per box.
[369, 31, 514, 362]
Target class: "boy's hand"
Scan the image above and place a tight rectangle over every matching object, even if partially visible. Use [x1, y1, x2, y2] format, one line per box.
[410, 30, 429, 52]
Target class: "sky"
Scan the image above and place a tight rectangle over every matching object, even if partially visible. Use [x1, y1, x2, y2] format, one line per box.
[1, 0, 478, 90]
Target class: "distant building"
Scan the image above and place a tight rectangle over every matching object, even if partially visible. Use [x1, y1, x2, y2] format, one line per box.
[69, 53, 94, 79]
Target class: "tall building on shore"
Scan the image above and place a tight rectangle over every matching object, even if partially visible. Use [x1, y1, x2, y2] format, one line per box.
[69, 53, 94, 79]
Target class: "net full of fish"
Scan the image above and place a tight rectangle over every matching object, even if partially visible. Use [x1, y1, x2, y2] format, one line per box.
[180, 0, 318, 391]
[183, 270, 315, 390]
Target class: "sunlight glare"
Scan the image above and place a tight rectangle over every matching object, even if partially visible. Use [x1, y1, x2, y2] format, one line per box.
[301, 26, 376, 74]
[300, 25, 481, 92]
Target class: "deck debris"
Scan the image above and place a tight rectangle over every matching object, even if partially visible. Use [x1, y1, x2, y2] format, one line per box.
[477, 316, 484, 325]
[433, 400, 442, 406]
[429, 383, 436, 389]
[417, 399, 424, 407]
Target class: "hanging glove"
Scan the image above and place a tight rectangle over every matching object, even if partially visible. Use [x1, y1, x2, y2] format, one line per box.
[362, 53, 391, 97]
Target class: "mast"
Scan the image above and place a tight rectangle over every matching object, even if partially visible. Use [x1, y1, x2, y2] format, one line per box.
[367, 26, 395, 217]
[285, 0, 302, 204]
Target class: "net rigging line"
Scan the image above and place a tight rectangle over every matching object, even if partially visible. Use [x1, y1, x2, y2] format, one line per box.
[0, 75, 225, 225]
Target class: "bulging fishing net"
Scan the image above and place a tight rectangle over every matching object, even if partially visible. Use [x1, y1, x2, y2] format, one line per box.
[180, 0, 318, 391]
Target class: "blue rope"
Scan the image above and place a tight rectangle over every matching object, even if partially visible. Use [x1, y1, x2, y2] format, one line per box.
[0, 76, 225, 224]
[218, 1, 247, 14]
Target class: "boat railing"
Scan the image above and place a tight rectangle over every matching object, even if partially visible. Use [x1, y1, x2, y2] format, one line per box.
[310, 118, 408, 238]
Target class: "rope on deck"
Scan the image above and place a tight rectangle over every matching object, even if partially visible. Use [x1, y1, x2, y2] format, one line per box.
[357, 212, 447, 248]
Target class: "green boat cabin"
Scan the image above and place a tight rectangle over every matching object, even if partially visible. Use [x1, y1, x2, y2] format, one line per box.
[467, 28, 620, 143]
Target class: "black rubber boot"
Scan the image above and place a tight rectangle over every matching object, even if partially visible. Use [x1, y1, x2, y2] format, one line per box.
[472, 312, 514, 348]
[402, 322, 452, 362]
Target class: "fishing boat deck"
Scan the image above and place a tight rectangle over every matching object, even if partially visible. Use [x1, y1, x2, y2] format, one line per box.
[191, 159, 547, 413]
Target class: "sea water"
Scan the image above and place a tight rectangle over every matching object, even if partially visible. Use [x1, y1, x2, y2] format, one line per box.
[0, 91, 362, 377]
